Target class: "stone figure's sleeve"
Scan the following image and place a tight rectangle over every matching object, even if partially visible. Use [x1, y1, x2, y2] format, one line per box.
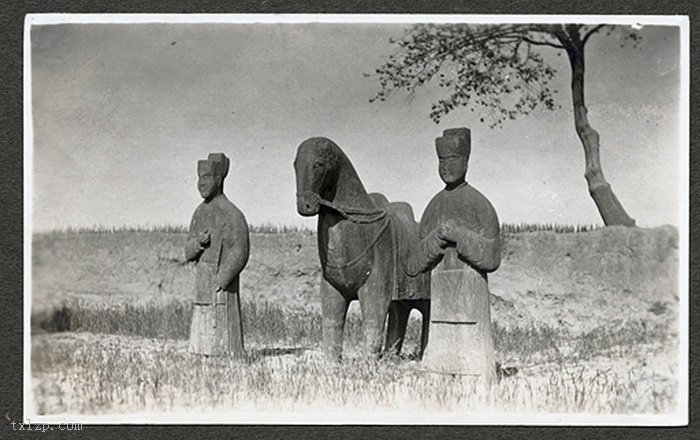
[184, 208, 204, 262]
[216, 210, 250, 289]
[407, 226, 446, 276]
[451, 200, 501, 272]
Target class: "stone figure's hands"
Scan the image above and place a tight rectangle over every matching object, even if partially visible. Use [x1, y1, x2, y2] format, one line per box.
[185, 229, 208, 262]
[436, 222, 501, 272]
[198, 230, 211, 249]
[425, 228, 450, 260]
[408, 227, 452, 275]
[437, 220, 458, 243]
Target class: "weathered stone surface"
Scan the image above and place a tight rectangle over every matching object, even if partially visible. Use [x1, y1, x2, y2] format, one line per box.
[185, 153, 249, 357]
[189, 293, 244, 359]
[411, 128, 500, 384]
[386, 201, 430, 301]
[430, 263, 482, 324]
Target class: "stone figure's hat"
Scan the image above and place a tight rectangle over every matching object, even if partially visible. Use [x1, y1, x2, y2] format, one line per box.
[198, 152, 230, 178]
[436, 127, 471, 159]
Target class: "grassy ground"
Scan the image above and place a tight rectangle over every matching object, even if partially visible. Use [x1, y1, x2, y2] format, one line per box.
[31, 319, 677, 415]
[29, 225, 681, 417]
[31, 305, 676, 415]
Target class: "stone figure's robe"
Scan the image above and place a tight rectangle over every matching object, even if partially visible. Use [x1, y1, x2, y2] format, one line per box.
[185, 194, 249, 357]
[410, 182, 500, 382]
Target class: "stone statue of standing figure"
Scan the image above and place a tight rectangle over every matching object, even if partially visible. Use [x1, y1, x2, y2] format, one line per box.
[185, 152, 250, 358]
[409, 128, 501, 384]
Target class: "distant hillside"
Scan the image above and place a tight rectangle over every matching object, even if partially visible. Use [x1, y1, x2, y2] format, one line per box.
[31, 225, 679, 333]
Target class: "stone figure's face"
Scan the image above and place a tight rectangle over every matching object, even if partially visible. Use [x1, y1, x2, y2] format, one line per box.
[198, 172, 221, 201]
[439, 155, 467, 186]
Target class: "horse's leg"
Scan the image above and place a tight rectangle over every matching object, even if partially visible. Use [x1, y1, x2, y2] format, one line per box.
[385, 300, 410, 356]
[417, 299, 431, 360]
[321, 278, 348, 362]
[358, 270, 392, 357]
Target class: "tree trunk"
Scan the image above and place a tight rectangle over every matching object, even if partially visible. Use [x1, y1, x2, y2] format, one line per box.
[560, 30, 636, 227]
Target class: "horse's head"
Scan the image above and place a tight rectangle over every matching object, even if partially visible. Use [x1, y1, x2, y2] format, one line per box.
[294, 137, 339, 216]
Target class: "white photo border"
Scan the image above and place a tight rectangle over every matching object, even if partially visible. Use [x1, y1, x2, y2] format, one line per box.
[23, 13, 690, 426]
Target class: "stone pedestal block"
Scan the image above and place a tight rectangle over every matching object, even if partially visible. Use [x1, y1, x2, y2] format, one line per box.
[189, 292, 244, 359]
[423, 265, 496, 384]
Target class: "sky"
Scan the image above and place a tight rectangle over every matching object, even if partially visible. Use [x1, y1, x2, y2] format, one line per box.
[29, 19, 684, 232]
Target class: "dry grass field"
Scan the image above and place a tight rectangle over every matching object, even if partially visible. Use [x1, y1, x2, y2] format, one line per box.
[29, 225, 680, 418]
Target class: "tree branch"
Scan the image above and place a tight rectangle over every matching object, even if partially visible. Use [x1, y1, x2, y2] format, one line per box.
[521, 36, 566, 50]
[550, 25, 573, 49]
[582, 24, 606, 45]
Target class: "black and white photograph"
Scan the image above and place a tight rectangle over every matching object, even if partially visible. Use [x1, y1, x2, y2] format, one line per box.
[24, 14, 688, 424]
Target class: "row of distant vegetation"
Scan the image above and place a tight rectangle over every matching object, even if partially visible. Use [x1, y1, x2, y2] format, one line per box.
[37, 222, 601, 236]
[36, 298, 667, 362]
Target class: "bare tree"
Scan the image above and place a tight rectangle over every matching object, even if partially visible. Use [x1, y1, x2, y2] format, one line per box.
[368, 23, 640, 226]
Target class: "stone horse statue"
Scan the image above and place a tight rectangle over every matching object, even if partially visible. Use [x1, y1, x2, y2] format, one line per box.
[294, 136, 430, 361]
